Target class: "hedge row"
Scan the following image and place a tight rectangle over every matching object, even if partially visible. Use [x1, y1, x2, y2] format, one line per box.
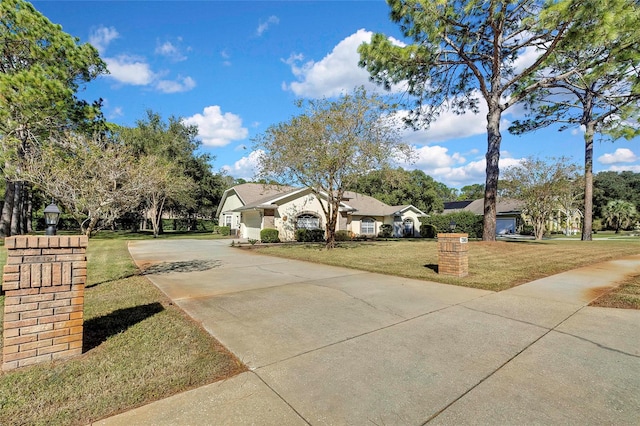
[419, 211, 483, 239]
[295, 228, 325, 242]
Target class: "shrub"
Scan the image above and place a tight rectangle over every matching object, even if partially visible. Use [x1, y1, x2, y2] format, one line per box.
[335, 230, 353, 241]
[592, 218, 603, 232]
[260, 228, 280, 243]
[378, 224, 393, 238]
[419, 212, 483, 238]
[213, 226, 231, 236]
[420, 223, 437, 239]
[295, 228, 325, 242]
[521, 225, 534, 236]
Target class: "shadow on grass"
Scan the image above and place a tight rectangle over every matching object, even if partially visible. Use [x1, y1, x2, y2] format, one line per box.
[86, 273, 139, 289]
[141, 259, 222, 275]
[83, 302, 165, 352]
[424, 264, 439, 273]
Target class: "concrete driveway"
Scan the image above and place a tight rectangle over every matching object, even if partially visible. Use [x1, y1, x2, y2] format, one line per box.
[97, 239, 640, 425]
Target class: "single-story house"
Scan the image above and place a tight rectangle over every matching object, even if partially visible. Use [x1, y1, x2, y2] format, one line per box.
[443, 198, 582, 235]
[443, 198, 523, 234]
[216, 183, 428, 240]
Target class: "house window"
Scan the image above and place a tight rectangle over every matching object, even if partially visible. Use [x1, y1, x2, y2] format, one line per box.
[361, 217, 375, 235]
[224, 214, 232, 227]
[403, 218, 414, 237]
[297, 213, 320, 229]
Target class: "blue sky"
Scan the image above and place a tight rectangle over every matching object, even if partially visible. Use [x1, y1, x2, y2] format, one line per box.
[33, 0, 640, 189]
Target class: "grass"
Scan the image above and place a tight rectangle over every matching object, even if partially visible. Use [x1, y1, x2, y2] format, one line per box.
[256, 238, 640, 292]
[590, 274, 640, 309]
[0, 234, 245, 426]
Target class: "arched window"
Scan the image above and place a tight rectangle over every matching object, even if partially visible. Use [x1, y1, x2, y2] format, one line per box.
[361, 217, 375, 235]
[403, 218, 414, 237]
[296, 213, 320, 230]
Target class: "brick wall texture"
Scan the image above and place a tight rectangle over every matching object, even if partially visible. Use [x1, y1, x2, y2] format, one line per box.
[2, 235, 88, 371]
[437, 233, 469, 277]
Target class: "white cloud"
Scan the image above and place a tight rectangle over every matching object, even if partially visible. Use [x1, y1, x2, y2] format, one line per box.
[105, 56, 195, 93]
[183, 106, 249, 147]
[221, 50, 232, 66]
[222, 150, 264, 179]
[410, 145, 466, 170]
[155, 76, 196, 93]
[89, 26, 119, 54]
[403, 149, 523, 187]
[512, 45, 542, 74]
[608, 164, 640, 173]
[598, 148, 638, 164]
[398, 103, 488, 144]
[283, 29, 405, 98]
[108, 106, 123, 119]
[257, 16, 279, 36]
[105, 55, 156, 85]
[155, 40, 187, 62]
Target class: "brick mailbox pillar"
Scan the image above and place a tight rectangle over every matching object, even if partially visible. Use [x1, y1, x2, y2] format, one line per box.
[437, 233, 469, 277]
[2, 236, 88, 371]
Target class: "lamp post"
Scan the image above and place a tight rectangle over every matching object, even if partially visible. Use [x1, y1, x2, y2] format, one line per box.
[449, 220, 456, 233]
[44, 202, 61, 236]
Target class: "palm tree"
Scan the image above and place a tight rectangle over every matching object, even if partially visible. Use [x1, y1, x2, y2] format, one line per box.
[603, 200, 637, 233]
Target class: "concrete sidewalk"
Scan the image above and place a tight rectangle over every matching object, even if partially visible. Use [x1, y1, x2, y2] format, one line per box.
[95, 240, 640, 425]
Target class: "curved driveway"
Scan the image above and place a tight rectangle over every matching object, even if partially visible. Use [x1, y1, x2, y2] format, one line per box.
[98, 239, 640, 425]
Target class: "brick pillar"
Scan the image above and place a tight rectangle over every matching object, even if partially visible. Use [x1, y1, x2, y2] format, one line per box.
[2, 236, 88, 371]
[437, 233, 469, 277]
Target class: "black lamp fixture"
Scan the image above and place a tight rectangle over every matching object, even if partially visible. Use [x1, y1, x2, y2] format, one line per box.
[44, 201, 61, 236]
[449, 220, 456, 233]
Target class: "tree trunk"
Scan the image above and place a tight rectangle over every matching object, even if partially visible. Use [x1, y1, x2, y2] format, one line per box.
[25, 187, 33, 233]
[1, 179, 15, 237]
[482, 105, 502, 241]
[84, 216, 99, 237]
[11, 181, 23, 235]
[324, 194, 341, 250]
[150, 195, 166, 238]
[581, 124, 594, 241]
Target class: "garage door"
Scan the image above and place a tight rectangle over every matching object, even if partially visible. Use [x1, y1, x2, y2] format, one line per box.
[496, 218, 516, 235]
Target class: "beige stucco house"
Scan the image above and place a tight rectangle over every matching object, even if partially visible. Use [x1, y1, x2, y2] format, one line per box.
[216, 183, 427, 240]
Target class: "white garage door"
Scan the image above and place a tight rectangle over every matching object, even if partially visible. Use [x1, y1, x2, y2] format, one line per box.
[496, 218, 516, 235]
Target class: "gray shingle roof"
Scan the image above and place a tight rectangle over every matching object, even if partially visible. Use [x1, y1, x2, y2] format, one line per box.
[224, 184, 426, 216]
[233, 183, 297, 207]
[444, 198, 523, 215]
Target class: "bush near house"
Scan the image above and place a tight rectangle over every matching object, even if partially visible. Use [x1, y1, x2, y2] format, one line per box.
[296, 228, 325, 242]
[521, 225, 534, 236]
[420, 223, 437, 238]
[420, 212, 483, 238]
[260, 228, 280, 243]
[335, 230, 354, 241]
[378, 224, 393, 238]
[213, 226, 231, 236]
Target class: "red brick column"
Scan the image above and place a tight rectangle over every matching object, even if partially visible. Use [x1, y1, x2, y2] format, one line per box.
[437, 233, 469, 277]
[2, 236, 88, 371]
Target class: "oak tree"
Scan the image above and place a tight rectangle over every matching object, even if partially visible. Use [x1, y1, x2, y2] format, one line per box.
[254, 87, 413, 249]
[502, 156, 581, 240]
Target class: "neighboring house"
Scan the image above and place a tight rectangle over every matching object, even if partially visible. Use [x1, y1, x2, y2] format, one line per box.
[443, 198, 583, 235]
[443, 198, 523, 234]
[216, 183, 427, 240]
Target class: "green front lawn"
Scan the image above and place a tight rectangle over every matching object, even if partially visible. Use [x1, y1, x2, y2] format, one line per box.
[0, 235, 244, 425]
[256, 239, 640, 292]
